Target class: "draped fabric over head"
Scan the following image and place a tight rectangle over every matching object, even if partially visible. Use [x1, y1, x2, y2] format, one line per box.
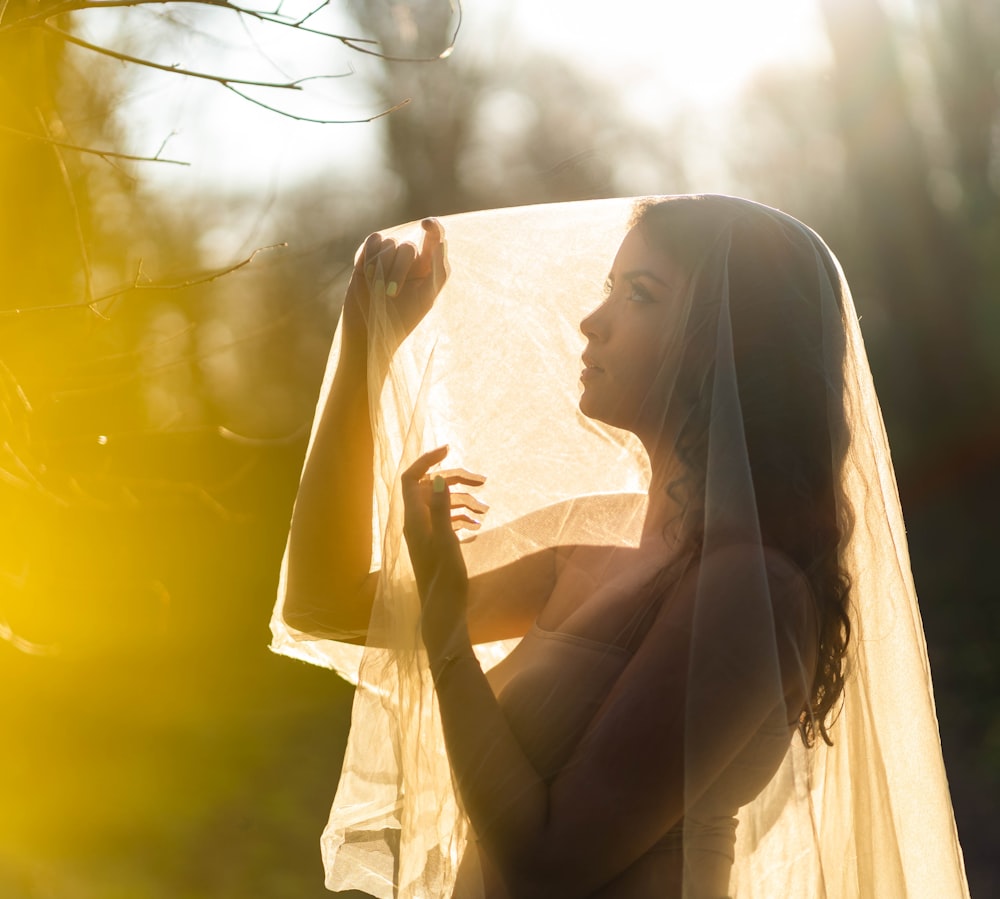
[269, 197, 969, 898]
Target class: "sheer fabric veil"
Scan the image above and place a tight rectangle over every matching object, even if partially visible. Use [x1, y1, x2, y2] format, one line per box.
[270, 197, 969, 898]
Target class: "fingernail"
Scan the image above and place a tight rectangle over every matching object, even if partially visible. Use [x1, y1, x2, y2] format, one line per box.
[433, 475, 445, 493]
[386, 281, 399, 297]
[374, 277, 384, 295]
[365, 263, 375, 280]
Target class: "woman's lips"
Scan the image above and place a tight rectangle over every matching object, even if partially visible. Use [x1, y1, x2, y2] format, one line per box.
[581, 357, 603, 382]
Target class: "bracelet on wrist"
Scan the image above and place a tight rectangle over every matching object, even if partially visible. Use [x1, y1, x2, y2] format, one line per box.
[431, 650, 480, 684]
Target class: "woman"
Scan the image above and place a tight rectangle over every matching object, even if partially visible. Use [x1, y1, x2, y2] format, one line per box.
[272, 196, 969, 898]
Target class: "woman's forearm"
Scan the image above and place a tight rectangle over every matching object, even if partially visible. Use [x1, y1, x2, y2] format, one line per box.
[284, 342, 381, 636]
[285, 223, 447, 638]
[428, 633, 558, 897]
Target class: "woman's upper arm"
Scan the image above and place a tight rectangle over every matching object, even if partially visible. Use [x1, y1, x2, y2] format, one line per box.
[465, 492, 647, 644]
[285, 492, 647, 646]
[517, 545, 813, 894]
[281, 569, 378, 644]
[465, 548, 558, 644]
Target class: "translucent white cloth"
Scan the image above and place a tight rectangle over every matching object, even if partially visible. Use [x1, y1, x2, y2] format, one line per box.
[270, 197, 969, 898]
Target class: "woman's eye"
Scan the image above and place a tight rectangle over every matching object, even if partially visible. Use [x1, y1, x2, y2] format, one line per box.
[602, 277, 614, 298]
[627, 282, 654, 303]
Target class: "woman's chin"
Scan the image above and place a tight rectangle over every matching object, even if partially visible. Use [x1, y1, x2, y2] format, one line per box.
[578, 393, 599, 421]
[578, 394, 615, 428]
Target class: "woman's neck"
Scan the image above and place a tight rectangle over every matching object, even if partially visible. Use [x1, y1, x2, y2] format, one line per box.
[641, 453, 688, 550]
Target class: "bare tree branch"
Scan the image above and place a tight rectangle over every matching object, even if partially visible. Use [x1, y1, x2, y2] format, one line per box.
[0, 122, 190, 165]
[3, 0, 462, 63]
[1, 0, 463, 164]
[1, 0, 378, 45]
[0, 243, 288, 317]
[43, 23, 351, 89]
[36, 108, 99, 313]
[223, 82, 410, 123]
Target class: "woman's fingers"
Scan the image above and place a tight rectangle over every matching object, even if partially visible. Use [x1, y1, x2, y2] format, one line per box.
[359, 231, 383, 279]
[429, 472, 456, 536]
[360, 219, 447, 293]
[446, 491, 489, 516]
[401, 449, 488, 488]
[417, 218, 448, 288]
[364, 238, 414, 287]
[384, 242, 417, 297]
[402, 445, 451, 484]
[401, 447, 488, 539]
[433, 467, 487, 487]
[402, 447, 445, 542]
[450, 514, 482, 533]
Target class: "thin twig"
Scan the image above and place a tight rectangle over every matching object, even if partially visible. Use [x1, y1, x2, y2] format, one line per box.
[5, 0, 377, 48]
[6, 0, 461, 64]
[36, 109, 99, 315]
[115, 243, 287, 294]
[44, 23, 347, 89]
[0, 123, 190, 165]
[223, 82, 410, 124]
[0, 244, 286, 317]
[249, 2, 461, 61]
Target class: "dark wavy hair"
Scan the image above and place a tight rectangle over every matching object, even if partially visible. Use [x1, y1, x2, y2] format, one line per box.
[632, 196, 852, 747]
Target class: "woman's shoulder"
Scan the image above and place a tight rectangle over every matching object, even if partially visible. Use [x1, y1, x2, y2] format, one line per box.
[673, 542, 818, 697]
[665, 541, 817, 648]
[692, 541, 813, 599]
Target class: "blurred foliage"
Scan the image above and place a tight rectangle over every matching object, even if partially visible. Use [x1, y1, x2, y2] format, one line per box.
[1, 0, 998, 896]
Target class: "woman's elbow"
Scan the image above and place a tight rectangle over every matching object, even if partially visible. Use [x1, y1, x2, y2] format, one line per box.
[280, 588, 323, 635]
[280, 576, 374, 643]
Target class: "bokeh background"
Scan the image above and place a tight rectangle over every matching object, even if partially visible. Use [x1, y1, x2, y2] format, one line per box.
[1, 1, 997, 896]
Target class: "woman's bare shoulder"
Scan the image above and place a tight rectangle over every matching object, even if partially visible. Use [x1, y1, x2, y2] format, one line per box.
[671, 542, 817, 696]
[687, 542, 813, 605]
[650, 542, 816, 659]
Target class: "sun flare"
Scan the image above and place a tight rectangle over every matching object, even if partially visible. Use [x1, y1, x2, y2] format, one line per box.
[512, 0, 829, 107]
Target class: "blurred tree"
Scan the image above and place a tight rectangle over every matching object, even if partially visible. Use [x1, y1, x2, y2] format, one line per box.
[0, 0, 464, 651]
[0, 4, 419, 897]
[0, 0, 477, 890]
[783, 2, 1000, 893]
[0, 0, 431, 136]
[819, 0, 993, 444]
[347, 0, 689, 222]
[921, 0, 1000, 224]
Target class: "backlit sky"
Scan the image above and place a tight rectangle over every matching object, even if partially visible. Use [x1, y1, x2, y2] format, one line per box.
[106, 0, 831, 198]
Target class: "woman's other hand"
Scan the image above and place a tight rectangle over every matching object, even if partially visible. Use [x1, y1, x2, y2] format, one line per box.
[342, 217, 449, 355]
[402, 446, 487, 655]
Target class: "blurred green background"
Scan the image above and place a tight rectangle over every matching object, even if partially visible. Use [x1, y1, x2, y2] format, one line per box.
[1, 1, 997, 896]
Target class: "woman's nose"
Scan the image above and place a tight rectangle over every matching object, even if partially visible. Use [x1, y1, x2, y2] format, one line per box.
[580, 301, 608, 339]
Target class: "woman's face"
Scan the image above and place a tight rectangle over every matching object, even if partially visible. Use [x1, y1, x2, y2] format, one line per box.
[579, 226, 686, 440]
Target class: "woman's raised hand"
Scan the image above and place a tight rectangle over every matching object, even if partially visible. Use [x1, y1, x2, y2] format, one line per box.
[342, 218, 449, 355]
[401, 446, 488, 654]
